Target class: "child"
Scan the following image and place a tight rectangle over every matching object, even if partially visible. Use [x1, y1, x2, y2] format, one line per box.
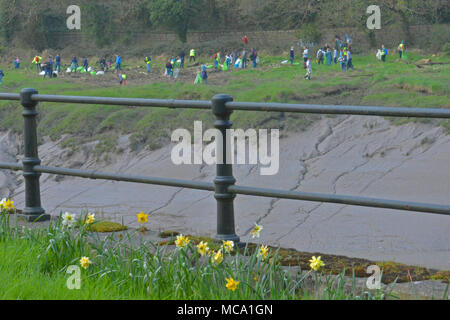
[304, 58, 312, 80]
[166, 61, 173, 77]
[333, 49, 338, 64]
[226, 55, 232, 68]
[14, 57, 20, 69]
[118, 73, 127, 86]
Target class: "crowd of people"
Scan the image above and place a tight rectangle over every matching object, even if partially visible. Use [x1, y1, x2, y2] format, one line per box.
[160, 36, 259, 85]
[290, 35, 356, 80]
[3, 34, 406, 86]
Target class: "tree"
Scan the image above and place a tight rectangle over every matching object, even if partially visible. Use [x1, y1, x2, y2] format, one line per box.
[147, 0, 203, 43]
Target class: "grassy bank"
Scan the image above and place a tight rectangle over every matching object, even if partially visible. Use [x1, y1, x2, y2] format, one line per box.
[0, 51, 448, 153]
[0, 207, 401, 300]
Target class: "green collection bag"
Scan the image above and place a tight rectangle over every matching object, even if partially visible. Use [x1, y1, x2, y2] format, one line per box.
[194, 73, 202, 84]
[90, 71, 96, 75]
[77, 66, 84, 71]
[80, 69, 86, 74]
[222, 64, 228, 71]
[402, 53, 408, 60]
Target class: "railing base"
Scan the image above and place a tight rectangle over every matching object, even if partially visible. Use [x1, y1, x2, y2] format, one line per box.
[215, 233, 241, 244]
[17, 213, 51, 222]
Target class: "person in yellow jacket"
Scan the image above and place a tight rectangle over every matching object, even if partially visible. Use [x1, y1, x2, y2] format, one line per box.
[190, 49, 196, 62]
[32, 56, 42, 73]
[118, 73, 127, 86]
[398, 41, 406, 59]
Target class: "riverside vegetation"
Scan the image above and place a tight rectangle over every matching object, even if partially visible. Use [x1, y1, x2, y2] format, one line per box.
[0, 51, 448, 156]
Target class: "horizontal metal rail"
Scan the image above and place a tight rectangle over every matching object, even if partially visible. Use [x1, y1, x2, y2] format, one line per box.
[33, 165, 215, 191]
[228, 185, 450, 216]
[2, 92, 450, 118]
[0, 162, 23, 171]
[1, 161, 448, 216]
[225, 101, 450, 119]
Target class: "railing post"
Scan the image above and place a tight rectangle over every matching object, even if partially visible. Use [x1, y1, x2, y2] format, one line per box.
[211, 94, 240, 244]
[19, 88, 49, 222]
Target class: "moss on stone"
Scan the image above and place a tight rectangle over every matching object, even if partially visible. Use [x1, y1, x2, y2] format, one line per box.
[87, 221, 128, 233]
[431, 271, 450, 283]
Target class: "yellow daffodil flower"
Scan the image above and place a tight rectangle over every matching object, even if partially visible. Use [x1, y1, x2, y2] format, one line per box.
[85, 213, 95, 225]
[222, 240, 234, 253]
[137, 212, 149, 224]
[175, 234, 190, 248]
[211, 249, 223, 265]
[225, 278, 240, 291]
[80, 257, 92, 269]
[258, 245, 269, 260]
[309, 256, 325, 271]
[197, 241, 209, 256]
[1, 198, 15, 212]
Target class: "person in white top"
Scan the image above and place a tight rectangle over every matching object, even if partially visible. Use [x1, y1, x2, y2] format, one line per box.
[304, 58, 312, 80]
[303, 47, 309, 62]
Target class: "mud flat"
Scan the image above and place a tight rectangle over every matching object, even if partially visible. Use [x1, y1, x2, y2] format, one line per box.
[1, 115, 449, 269]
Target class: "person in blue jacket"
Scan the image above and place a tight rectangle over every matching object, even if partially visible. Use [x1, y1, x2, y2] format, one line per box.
[0, 70, 4, 84]
[326, 48, 332, 66]
[83, 57, 89, 72]
[55, 54, 61, 72]
[115, 55, 122, 72]
[381, 45, 388, 63]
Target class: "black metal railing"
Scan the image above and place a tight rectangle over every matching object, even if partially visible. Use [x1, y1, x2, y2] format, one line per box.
[1, 89, 450, 244]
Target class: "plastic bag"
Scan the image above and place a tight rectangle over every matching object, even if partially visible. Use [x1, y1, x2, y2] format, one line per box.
[376, 50, 382, 60]
[39, 71, 45, 76]
[234, 58, 241, 68]
[173, 68, 180, 78]
[402, 53, 408, 60]
[90, 71, 96, 75]
[77, 66, 83, 71]
[88, 67, 93, 72]
[281, 60, 289, 64]
[66, 68, 72, 73]
[222, 63, 228, 71]
[256, 57, 260, 64]
[194, 73, 202, 84]
[96, 71, 105, 75]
